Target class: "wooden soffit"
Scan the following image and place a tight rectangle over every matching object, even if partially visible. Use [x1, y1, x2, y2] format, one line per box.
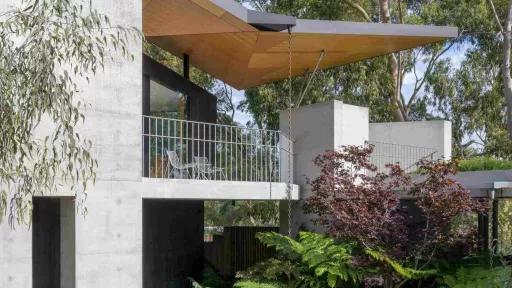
[143, 0, 458, 90]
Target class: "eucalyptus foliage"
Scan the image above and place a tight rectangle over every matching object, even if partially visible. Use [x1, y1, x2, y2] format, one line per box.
[0, 0, 138, 225]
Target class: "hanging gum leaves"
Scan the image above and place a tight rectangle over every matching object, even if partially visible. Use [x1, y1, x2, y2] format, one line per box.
[0, 0, 140, 226]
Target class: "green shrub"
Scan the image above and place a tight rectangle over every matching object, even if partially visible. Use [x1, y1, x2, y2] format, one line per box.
[458, 157, 512, 172]
[440, 265, 512, 288]
[236, 232, 434, 288]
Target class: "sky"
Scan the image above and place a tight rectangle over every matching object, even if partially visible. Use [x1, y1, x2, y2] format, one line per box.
[401, 43, 470, 103]
[229, 42, 471, 126]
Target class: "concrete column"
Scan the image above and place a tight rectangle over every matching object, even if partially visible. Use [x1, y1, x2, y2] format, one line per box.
[279, 101, 369, 235]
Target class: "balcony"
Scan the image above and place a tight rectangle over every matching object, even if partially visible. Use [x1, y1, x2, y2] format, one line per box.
[141, 115, 298, 200]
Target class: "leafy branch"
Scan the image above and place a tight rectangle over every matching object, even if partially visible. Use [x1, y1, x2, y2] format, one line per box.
[0, 0, 140, 226]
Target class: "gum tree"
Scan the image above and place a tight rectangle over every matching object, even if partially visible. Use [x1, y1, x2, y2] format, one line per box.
[0, 0, 138, 226]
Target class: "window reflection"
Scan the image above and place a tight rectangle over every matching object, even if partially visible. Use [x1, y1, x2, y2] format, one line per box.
[149, 79, 186, 119]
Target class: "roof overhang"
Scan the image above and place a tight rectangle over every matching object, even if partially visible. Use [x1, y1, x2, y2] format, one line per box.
[143, 0, 458, 89]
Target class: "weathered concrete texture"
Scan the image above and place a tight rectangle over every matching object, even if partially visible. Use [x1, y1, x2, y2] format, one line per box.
[369, 120, 452, 160]
[143, 200, 204, 288]
[0, 1, 33, 286]
[75, 183, 142, 288]
[1, 0, 144, 287]
[0, 220, 32, 288]
[70, 0, 144, 287]
[279, 101, 369, 235]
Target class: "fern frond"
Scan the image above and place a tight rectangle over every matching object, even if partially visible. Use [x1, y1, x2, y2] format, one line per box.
[233, 280, 286, 288]
[188, 277, 210, 288]
[256, 232, 303, 259]
[365, 248, 436, 280]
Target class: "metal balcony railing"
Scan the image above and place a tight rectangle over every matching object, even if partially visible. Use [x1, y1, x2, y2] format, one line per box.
[366, 140, 438, 173]
[142, 116, 285, 182]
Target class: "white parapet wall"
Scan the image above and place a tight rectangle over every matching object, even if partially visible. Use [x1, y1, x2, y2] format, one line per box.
[279, 100, 369, 235]
[369, 120, 452, 160]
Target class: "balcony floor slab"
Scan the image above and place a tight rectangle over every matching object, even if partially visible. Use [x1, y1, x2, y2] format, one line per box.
[141, 178, 299, 200]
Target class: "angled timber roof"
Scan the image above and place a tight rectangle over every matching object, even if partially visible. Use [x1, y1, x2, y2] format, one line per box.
[143, 0, 458, 90]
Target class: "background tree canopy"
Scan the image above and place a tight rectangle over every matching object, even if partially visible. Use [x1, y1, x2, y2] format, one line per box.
[237, 0, 512, 159]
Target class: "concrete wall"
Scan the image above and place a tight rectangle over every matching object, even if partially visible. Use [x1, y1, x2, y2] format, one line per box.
[0, 0, 144, 287]
[279, 100, 369, 235]
[0, 220, 32, 287]
[0, 1, 32, 286]
[72, 1, 143, 288]
[369, 120, 452, 160]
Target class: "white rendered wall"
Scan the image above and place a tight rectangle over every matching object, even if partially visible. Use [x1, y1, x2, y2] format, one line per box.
[369, 121, 452, 160]
[279, 100, 369, 235]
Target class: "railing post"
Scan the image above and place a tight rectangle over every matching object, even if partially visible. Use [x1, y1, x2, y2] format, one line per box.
[142, 116, 150, 178]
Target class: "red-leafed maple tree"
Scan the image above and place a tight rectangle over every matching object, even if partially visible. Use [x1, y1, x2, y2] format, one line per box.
[304, 145, 486, 265]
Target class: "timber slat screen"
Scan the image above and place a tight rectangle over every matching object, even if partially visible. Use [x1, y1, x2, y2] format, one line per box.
[204, 226, 278, 278]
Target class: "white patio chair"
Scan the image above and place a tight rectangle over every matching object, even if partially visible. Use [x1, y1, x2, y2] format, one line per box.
[194, 156, 226, 180]
[166, 150, 194, 179]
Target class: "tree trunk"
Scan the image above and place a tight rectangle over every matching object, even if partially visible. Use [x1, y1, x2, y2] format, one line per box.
[504, 0, 512, 139]
[379, 0, 406, 121]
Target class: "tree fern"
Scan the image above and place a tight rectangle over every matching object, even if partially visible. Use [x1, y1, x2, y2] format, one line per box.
[364, 248, 437, 280]
[240, 232, 440, 288]
[245, 232, 367, 287]
[256, 231, 304, 261]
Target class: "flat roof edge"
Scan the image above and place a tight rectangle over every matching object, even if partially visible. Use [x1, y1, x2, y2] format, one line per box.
[247, 10, 296, 26]
[292, 19, 458, 38]
[210, 0, 249, 21]
[203, 1, 457, 37]
[210, 0, 296, 31]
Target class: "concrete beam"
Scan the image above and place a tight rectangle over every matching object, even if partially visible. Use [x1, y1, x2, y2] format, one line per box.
[141, 178, 300, 200]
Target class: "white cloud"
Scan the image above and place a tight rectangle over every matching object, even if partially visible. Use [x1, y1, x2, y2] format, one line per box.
[401, 42, 472, 102]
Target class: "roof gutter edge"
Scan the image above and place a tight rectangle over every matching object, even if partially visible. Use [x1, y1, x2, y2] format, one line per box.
[292, 19, 458, 38]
